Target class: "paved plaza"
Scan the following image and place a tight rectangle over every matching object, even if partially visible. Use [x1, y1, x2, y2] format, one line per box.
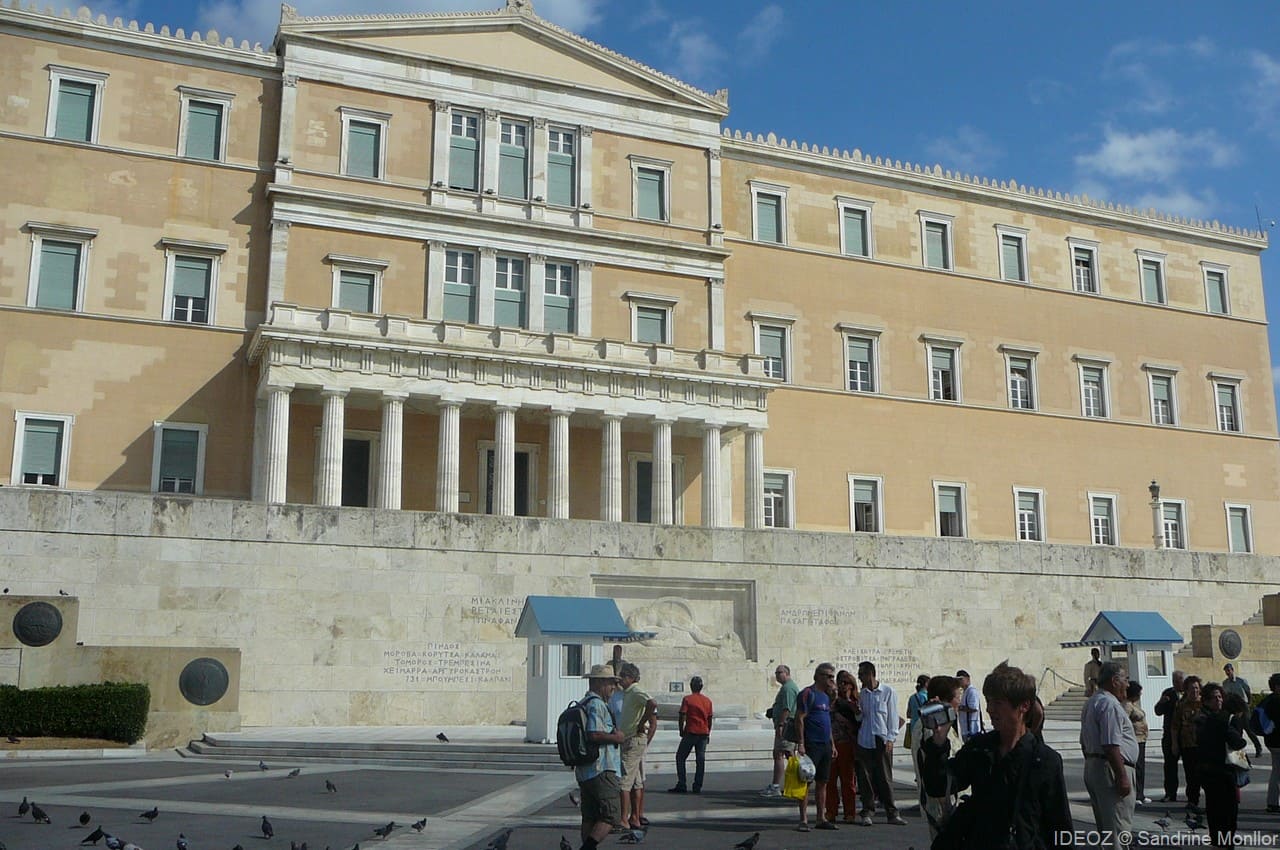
[1, 746, 1277, 850]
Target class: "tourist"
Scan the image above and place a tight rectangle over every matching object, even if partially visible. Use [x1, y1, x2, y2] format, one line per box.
[668, 675, 713, 794]
[825, 669, 859, 824]
[575, 664, 625, 850]
[617, 662, 657, 832]
[915, 674, 962, 840]
[760, 664, 799, 797]
[1196, 684, 1247, 846]
[1172, 675, 1204, 814]
[794, 663, 837, 832]
[1154, 670, 1186, 801]
[906, 674, 930, 809]
[957, 670, 984, 742]
[1084, 647, 1103, 697]
[1080, 661, 1138, 850]
[855, 660, 905, 826]
[1124, 681, 1151, 805]
[1258, 673, 1280, 814]
[1222, 663, 1262, 757]
[920, 662, 1072, 848]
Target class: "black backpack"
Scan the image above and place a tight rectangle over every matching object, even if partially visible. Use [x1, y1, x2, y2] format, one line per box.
[556, 694, 602, 767]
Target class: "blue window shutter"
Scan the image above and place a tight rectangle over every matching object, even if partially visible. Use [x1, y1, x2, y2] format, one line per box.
[547, 151, 574, 206]
[1142, 261, 1163, 302]
[637, 169, 664, 220]
[173, 256, 212, 299]
[925, 222, 947, 268]
[55, 80, 95, 141]
[185, 101, 223, 160]
[843, 209, 866, 256]
[498, 143, 528, 199]
[544, 295, 574, 333]
[159, 429, 199, 480]
[449, 136, 478, 191]
[756, 195, 780, 243]
[1206, 272, 1226, 313]
[338, 270, 374, 312]
[636, 307, 665, 343]
[22, 419, 63, 476]
[494, 288, 526, 327]
[37, 240, 81, 310]
[444, 284, 475, 322]
[1002, 235, 1024, 280]
[346, 121, 379, 178]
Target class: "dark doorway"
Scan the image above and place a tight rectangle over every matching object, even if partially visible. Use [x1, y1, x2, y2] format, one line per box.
[484, 449, 531, 516]
[342, 438, 371, 507]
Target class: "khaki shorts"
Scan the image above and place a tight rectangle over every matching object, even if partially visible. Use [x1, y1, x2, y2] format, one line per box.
[619, 734, 648, 791]
[579, 771, 621, 826]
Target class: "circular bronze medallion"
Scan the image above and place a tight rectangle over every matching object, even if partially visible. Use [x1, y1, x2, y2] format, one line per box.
[1218, 629, 1243, 660]
[178, 657, 230, 706]
[12, 601, 63, 647]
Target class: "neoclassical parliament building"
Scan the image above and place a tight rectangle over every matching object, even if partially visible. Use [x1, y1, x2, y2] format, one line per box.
[1, 0, 1277, 729]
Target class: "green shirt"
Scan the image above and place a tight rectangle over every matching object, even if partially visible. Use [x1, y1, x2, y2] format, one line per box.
[772, 678, 799, 723]
[622, 682, 652, 736]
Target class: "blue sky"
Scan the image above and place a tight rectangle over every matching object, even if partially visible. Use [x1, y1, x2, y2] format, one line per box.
[101, 0, 1280, 392]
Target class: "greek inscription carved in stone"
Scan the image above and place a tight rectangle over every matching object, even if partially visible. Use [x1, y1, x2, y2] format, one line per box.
[1218, 629, 1243, 660]
[464, 596, 523, 627]
[779, 605, 858, 627]
[382, 643, 502, 688]
[13, 601, 63, 647]
[835, 647, 923, 687]
[178, 657, 230, 706]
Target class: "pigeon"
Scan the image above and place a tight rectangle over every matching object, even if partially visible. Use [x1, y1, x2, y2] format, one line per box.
[618, 829, 645, 845]
[81, 811, 92, 826]
[410, 819, 427, 833]
[300, 843, 307, 850]
[140, 807, 159, 823]
[59, 589, 69, 596]
[259, 761, 270, 771]
[560, 837, 572, 850]
[372, 822, 396, 839]
[290, 842, 298, 850]
[485, 829, 511, 850]
[5, 736, 19, 744]
[18, 796, 30, 817]
[178, 833, 190, 850]
[436, 732, 449, 742]
[83, 827, 107, 845]
[286, 768, 301, 778]
[733, 834, 761, 850]
[261, 816, 274, 839]
[31, 802, 51, 824]
[2, 587, 8, 592]
[122, 843, 143, 850]
[324, 780, 337, 793]
[1154, 816, 1171, 832]
[224, 770, 233, 779]
[567, 792, 579, 807]
[105, 834, 125, 850]
[233, 845, 245, 850]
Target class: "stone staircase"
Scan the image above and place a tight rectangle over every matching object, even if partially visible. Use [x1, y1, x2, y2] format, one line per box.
[1044, 685, 1088, 722]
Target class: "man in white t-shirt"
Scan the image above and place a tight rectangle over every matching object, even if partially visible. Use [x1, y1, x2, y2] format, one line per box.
[956, 670, 984, 742]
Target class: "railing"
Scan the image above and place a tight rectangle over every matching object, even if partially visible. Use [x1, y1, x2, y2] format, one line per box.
[1038, 667, 1084, 695]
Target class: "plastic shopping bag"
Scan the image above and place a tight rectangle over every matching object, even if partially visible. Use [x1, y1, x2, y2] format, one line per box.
[782, 754, 809, 800]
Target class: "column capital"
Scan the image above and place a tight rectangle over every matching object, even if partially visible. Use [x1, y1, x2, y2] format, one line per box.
[265, 382, 294, 394]
[483, 108, 500, 121]
[744, 424, 768, 434]
[270, 219, 292, 233]
[433, 100, 451, 113]
[320, 386, 349, 399]
[652, 414, 677, 425]
[707, 148, 722, 161]
[428, 239, 447, 249]
[494, 401, 520, 412]
[600, 411, 625, 422]
[579, 259, 595, 271]
[381, 390, 410, 402]
[700, 420, 725, 432]
[282, 74, 299, 88]
[479, 246, 497, 258]
[707, 276, 725, 289]
[533, 116, 548, 129]
[549, 405, 575, 417]
[438, 396, 465, 409]
[530, 252, 547, 264]
[580, 125, 593, 137]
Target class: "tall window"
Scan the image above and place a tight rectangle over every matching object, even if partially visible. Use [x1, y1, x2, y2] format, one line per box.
[838, 200, 873, 257]
[30, 236, 86, 311]
[561, 644, 584, 677]
[1149, 373, 1176, 425]
[1007, 355, 1036, 410]
[929, 345, 959, 401]
[1226, 504, 1252, 554]
[1161, 501, 1186, 549]
[935, 483, 966, 537]
[1014, 489, 1044, 542]
[1203, 265, 1229, 315]
[1090, 495, 1117, 546]
[170, 255, 214, 323]
[757, 324, 789, 381]
[1215, 382, 1241, 432]
[634, 305, 668, 344]
[998, 228, 1028, 282]
[1080, 363, 1109, 418]
[337, 269, 375, 313]
[849, 476, 881, 533]
[1072, 244, 1099, 293]
[1139, 254, 1166, 304]
[920, 213, 954, 270]
[544, 262, 575, 332]
[444, 249, 477, 322]
[448, 111, 480, 191]
[763, 471, 792, 528]
[340, 108, 388, 180]
[12, 413, 72, 486]
[151, 423, 206, 495]
[494, 256, 526, 327]
[546, 128, 576, 207]
[845, 334, 877, 392]
[631, 157, 672, 222]
[47, 66, 107, 143]
[498, 120, 529, 199]
[754, 193, 784, 244]
[179, 90, 230, 161]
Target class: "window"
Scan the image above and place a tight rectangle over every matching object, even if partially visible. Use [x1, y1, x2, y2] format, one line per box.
[340, 108, 389, 180]
[171, 256, 214, 322]
[26, 223, 96, 312]
[1089, 494, 1117, 546]
[1203, 263, 1229, 315]
[997, 227, 1028, 282]
[327, 254, 386, 315]
[1146, 369, 1177, 425]
[46, 66, 107, 143]
[926, 340, 961, 402]
[1014, 488, 1044, 542]
[935, 482, 966, 537]
[12, 413, 73, 486]
[1215, 381, 1241, 432]
[1226, 504, 1252, 553]
[751, 181, 789, 245]
[178, 87, 232, 161]
[837, 198, 874, 257]
[626, 292, 676, 345]
[151, 422, 207, 495]
[444, 249, 477, 322]
[1077, 360, 1109, 418]
[494, 256, 526, 327]
[544, 262, 575, 332]
[844, 332, 878, 393]
[630, 156, 672, 222]
[1071, 241, 1100, 294]
[920, 212, 954, 270]
[750, 315, 793, 382]
[763, 471, 792, 528]
[1160, 500, 1186, 549]
[498, 119, 529, 199]
[849, 475, 882, 533]
[1137, 251, 1166, 304]
[448, 110, 480, 191]
[546, 128, 576, 207]
[1004, 350, 1037, 410]
[561, 644, 584, 677]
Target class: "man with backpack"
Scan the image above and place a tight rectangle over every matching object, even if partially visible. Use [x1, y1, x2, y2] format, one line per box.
[568, 663, 626, 850]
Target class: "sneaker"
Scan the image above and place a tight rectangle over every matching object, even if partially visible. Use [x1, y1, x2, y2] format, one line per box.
[1141, 797, 1153, 805]
[859, 815, 873, 826]
[888, 815, 907, 826]
[759, 784, 782, 797]
[816, 821, 837, 831]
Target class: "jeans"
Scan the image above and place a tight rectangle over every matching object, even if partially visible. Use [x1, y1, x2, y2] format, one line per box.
[1162, 734, 1180, 798]
[1181, 746, 1201, 807]
[674, 734, 708, 791]
[1135, 741, 1146, 800]
[1268, 746, 1280, 807]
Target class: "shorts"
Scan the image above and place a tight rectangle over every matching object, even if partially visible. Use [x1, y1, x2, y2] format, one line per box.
[805, 741, 833, 783]
[774, 728, 797, 754]
[620, 735, 648, 791]
[578, 771, 621, 826]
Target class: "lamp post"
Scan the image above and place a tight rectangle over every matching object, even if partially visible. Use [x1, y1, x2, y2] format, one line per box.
[1148, 479, 1162, 549]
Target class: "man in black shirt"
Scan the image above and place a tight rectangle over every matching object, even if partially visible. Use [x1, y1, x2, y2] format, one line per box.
[1153, 670, 1185, 802]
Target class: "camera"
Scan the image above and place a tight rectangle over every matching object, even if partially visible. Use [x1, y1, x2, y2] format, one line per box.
[919, 701, 958, 730]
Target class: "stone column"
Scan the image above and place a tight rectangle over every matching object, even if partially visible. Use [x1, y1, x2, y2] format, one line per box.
[316, 387, 348, 507]
[701, 422, 724, 527]
[652, 417, 674, 525]
[376, 391, 407, 510]
[428, 100, 451, 206]
[494, 403, 518, 516]
[744, 427, 765, 529]
[548, 407, 572, 519]
[600, 413, 623, 522]
[435, 399, 462, 513]
[263, 384, 292, 504]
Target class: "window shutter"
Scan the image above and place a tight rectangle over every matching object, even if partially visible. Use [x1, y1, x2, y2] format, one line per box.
[1001, 235, 1024, 280]
[637, 169, 664, 220]
[495, 288, 526, 327]
[843, 209, 866, 256]
[1217, 385, 1235, 408]
[346, 121, 379, 178]
[937, 487, 959, 514]
[544, 295, 574, 333]
[498, 141, 528, 199]
[1162, 503, 1180, 523]
[636, 307, 665, 343]
[758, 326, 785, 359]
[173, 256, 212, 299]
[931, 347, 953, 371]
[37, 240, 81, 310]
[22, 420, 63, 476]
[756, 194, 780, 243]
[338, 270, 374, 312]
[925, 222, 947, 268]
[1091, 497, 1111, 519]
[185, 101, 222, 160]
[847, 337, 871, 364]
[55, 80, 95, 141]
[547, 151, 574, 206]
[159, 428, 199, 480]
[854, 480, 876, 503]
[1229, 509, 1249, 552]
[1152, 376, 1171, 404]
[1206, 272, 1226, 313]
[449, 135, 478, 191]
[1017, 492, 1038, 512]
[1142, 261, 1162, 302]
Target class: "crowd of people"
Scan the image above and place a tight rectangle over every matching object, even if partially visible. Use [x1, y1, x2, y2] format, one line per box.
[565, 654, 1280, 850]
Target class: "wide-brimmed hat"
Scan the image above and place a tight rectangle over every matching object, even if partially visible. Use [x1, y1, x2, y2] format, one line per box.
[584, 663, 621, 681]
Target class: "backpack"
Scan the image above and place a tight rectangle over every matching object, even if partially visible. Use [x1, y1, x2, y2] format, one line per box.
[556, 694, 602, 767]
[1250, 705, 1275, 737]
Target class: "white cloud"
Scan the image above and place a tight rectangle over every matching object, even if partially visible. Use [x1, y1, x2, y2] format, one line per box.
[1272, 365, 1280, 392]
[195, 0, 601, 47]
[1248, 50, 1280, 136]
[922, 126, 1002, 174]
[1074, 127, 1237, 182]
[1132, 188, 1219, 220]
[663, 20, 726, 86]
[736, 4, 784, 59]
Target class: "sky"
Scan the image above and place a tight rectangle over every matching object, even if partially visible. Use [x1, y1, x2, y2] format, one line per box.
[90, 0, 1280, 399]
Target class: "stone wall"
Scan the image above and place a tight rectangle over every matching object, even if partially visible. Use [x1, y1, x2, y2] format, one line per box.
[1, 487, 1275, 730]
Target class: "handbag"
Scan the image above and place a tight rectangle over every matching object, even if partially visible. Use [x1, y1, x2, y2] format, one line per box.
[1226, 746, 1251, 787]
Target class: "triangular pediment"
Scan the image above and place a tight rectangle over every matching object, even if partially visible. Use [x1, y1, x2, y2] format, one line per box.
[279, 5, 728, 115]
